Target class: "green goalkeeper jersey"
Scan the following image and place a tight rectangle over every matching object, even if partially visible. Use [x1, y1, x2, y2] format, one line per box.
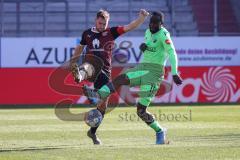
[142, 27, 178, 75]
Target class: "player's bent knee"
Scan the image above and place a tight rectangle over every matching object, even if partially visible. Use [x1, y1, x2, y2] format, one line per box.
[113, 74, 130, 86]
[136, 103, 154, 125]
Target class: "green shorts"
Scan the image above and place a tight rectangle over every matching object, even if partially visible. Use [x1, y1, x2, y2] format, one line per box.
[125, 63, 164, 107]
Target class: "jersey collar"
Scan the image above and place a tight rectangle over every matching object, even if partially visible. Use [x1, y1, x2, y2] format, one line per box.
[91, 27, 110, 33]
[91, 27, 100, 33]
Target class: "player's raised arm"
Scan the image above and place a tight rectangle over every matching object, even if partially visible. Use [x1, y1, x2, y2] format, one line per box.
[123, 9, 149, 33]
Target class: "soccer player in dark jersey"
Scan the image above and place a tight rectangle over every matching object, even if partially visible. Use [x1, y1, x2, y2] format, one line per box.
[70, 9, 149, 145]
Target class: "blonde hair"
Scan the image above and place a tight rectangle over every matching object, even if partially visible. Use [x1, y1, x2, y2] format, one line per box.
[96, 9, 110, 20]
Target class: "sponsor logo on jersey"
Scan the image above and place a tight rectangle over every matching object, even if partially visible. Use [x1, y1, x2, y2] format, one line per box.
[92, 38, 100, 49]
[147, 47, 157, 52]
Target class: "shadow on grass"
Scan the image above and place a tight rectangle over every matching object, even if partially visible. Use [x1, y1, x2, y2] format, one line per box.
[181, 133, 240, 142]
[0, 144, 86, 153]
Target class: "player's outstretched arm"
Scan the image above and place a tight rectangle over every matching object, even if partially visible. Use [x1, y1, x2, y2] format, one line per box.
[123, 9, 149, 33]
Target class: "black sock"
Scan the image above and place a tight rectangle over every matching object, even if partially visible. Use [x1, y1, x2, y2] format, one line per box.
[90, 126, 99, 134]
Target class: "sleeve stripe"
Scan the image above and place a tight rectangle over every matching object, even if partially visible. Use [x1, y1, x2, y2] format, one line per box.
[117, 26, 125, 35]
[165, 39, 171, 44]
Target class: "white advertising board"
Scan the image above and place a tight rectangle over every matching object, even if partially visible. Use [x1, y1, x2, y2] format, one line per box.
[1, 37, 240, 67]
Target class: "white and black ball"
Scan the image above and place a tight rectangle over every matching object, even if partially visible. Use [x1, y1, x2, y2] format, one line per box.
[85, 109, 103, 127]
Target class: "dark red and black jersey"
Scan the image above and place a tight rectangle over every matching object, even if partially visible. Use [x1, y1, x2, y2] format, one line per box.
[80, 26, 125, 75]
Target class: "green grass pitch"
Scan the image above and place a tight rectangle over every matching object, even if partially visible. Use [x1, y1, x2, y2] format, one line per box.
[0, 105, 240, 160]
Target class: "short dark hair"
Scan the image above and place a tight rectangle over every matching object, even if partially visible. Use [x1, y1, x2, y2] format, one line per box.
[96, 9, 110, 20]
[151, 11, 164, 24]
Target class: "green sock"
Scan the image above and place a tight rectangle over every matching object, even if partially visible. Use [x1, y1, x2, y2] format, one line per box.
[149, 121, 162, 133]
[97, 85, 111, 99]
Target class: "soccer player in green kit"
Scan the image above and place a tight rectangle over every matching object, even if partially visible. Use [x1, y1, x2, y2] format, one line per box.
[83, 11, 183, 144]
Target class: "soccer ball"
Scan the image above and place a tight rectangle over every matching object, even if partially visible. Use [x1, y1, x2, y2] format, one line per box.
[85, 109, 103, 127]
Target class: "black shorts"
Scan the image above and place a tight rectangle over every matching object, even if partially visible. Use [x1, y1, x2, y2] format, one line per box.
[94, 70, 110, 90]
